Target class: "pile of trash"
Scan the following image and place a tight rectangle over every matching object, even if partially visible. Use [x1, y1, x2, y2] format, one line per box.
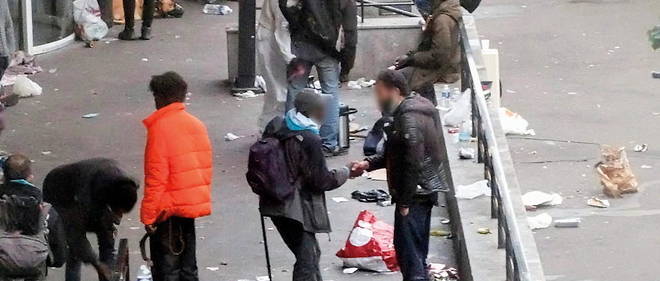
[429, 263, 459, 281]
[351, 189, 392, 206]
[336, 211, 399, 272]
[347, 78, 376, 90]
[1, 51, 43, 86]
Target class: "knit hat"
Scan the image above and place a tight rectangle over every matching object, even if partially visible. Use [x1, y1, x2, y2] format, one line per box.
[294, 89, 329, 117]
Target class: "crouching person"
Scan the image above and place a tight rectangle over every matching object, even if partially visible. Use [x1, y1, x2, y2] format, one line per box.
[142, 72, 213, 281]
[350, 70, 450, 281]
[257, 90, 350, 281]
[0, 154, 66, 281]
[43, 158, 139, 281]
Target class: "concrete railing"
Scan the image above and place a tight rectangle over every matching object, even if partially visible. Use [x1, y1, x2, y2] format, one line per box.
[459, 14, 546, 281]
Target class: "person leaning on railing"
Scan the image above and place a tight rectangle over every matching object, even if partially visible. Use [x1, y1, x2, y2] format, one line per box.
[393, 0, 462, 106]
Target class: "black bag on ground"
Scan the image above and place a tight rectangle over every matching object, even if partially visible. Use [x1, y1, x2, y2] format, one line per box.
[246, 136, 297, 203]
[461, 0, 481, 13]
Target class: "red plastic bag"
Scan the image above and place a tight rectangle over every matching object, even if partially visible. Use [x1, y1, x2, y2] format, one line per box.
[336, 210, 399, 272]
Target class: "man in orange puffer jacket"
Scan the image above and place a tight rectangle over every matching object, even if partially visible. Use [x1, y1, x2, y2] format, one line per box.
[141, 71, 212, 281]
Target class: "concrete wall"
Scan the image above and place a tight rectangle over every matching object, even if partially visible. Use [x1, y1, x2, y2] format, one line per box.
[225, 17, 422, 82]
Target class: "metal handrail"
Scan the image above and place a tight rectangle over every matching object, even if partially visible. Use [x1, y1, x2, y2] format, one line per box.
[459, 17, 546, 281]
[356, 0, 418, 23]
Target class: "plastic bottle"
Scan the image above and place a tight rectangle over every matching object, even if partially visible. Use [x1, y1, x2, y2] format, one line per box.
[458, 121, 472, 150]
[439, 85, 451, 110]
[137, 265, 152, 281]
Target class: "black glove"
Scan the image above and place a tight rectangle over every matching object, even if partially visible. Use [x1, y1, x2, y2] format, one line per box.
[394, 55, 413, 70]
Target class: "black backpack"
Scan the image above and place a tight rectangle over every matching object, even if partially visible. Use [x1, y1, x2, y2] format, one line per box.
[246, 136, 298, 204]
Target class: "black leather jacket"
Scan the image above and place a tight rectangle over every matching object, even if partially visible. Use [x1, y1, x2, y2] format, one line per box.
[366, 95, 450, 206]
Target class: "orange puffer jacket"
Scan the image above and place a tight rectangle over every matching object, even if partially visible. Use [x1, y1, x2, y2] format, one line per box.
[141, 102, 213, 225]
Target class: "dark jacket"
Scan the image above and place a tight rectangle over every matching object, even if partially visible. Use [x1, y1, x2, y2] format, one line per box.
[280, 0, 357, 77]
[0, 181, 67, 268]
[42, 158, 134, 266]
[259, 117, 349, 233]
[408, 0, 461, 90]
[366, 95, 450, 207]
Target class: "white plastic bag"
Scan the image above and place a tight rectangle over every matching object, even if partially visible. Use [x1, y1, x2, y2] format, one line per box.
[443, 89, 471, 127]
[73, 0, 108, 41]
[499, 107, 535, 136]
[13, 76, 42, 98]
[455, 180, 490, 199]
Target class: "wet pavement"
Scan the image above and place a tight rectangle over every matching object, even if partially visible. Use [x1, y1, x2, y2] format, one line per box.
[2, 1, 456, 280]
[476, 0, 660, 280]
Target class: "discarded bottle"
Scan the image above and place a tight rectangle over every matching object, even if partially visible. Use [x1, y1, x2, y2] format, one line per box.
[137, 265, 152, 281]
[202, 4, 233, 15]
[439, 85, 452, 110]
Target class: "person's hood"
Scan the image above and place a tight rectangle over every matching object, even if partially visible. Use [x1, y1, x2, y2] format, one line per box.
[396, 94, 439, 117]
[285, 109, 321, 135]
[432, 0, 461, 20]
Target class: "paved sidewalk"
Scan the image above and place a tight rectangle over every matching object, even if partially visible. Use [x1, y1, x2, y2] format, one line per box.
[1, 1, 456, 280]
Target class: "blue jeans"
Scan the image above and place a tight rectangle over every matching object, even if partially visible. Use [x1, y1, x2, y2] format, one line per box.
[286, 57, 341, 149]
[394, 202, 433, 281]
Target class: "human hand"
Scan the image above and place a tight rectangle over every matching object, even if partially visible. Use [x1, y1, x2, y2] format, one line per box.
[349, 161, 370, 178]
[145, 224, 157, 235]
[398, 206, 410, 217]
[394, 55, 412, 70]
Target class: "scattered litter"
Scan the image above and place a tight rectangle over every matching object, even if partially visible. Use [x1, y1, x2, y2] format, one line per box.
[40, 151, 52, 155]
[82, 113, 99, 119]
[347, 77, 376, 90]
[499, 107, 535, 136]
[596, 145, 638, 198]
[332, 197, 349, 203]
[477, 227, 491, 234]
[440, 218, 451, 224]
[1, 51, 43, 86]
[522, 191, 562, 209]
[653, 71, 660, 79]
[342, 267, 359, 274]
[141, 58, 149, 62]
[337, 211, 398, 272]
[224, 133, 242, 141]
[430, 229, 451, 237]
[255, 75, 267, 92]
[367, 169, 387, 181]
[48, 68, 58, 74]
[458, 147, 475, 159]
[256, 276, 270, 281]
[430, 265, 459, 281]
[633, 144, 648, 152]
[233, 90, 259, 98]
[554, 218, 581, 228]
[567, 91, 577, 95]
[13, 76, 43, 98]
[527, 213, 553, 230]
[505, 89, 517, 94]
[202, 4, 233, 15]
[205, 267, 220, 271]
[641, 164, 653, 169]
[455, 180, 490, 199]
[351, 189, 390, 203]
[443, 89, 471, 127]
[128, 226, 140, 230]
[587, 197, 610, 208]
[377, 200, 392, 207]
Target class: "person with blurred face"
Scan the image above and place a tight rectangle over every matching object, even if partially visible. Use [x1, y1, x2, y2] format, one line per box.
[349, 70, 450, 281]
[260, 89, 350, 281]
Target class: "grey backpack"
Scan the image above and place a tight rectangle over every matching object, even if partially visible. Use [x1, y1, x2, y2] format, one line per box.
[0, 198, 49, 277]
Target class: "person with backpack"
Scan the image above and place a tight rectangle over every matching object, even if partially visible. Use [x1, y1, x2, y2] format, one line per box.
[393, 0, 461, 105]
[0, 154, 66, 281]
[350, 70, 450, 281]
[43, 158, 139, 281]
[280, 0, 358, 156]
[142, 71, 212, 281]
[250, 89, 350, 281]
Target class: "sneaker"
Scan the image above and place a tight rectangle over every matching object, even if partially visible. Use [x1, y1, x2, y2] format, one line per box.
[140, 27, 152, 40]
[118, 29, 136, 40]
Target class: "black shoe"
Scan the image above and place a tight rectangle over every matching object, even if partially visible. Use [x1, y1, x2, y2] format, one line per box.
[140, 27, 152, 40]
[118, 28, 136, 40]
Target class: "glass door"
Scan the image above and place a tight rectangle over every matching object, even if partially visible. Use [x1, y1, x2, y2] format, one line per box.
[19, 0, 75, 55]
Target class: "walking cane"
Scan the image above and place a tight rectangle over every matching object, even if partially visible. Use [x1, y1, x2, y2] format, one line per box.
[260, 215, 273, 281]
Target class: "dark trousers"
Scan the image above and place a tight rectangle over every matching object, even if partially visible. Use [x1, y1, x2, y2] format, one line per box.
[64, 228, 116, 281]
[122, 0, 155, 30]
[271, 217, 323, 281]
[394, 202, 434, 281]
[415, 83, 437, 106]
[150, 217, 199, 281]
